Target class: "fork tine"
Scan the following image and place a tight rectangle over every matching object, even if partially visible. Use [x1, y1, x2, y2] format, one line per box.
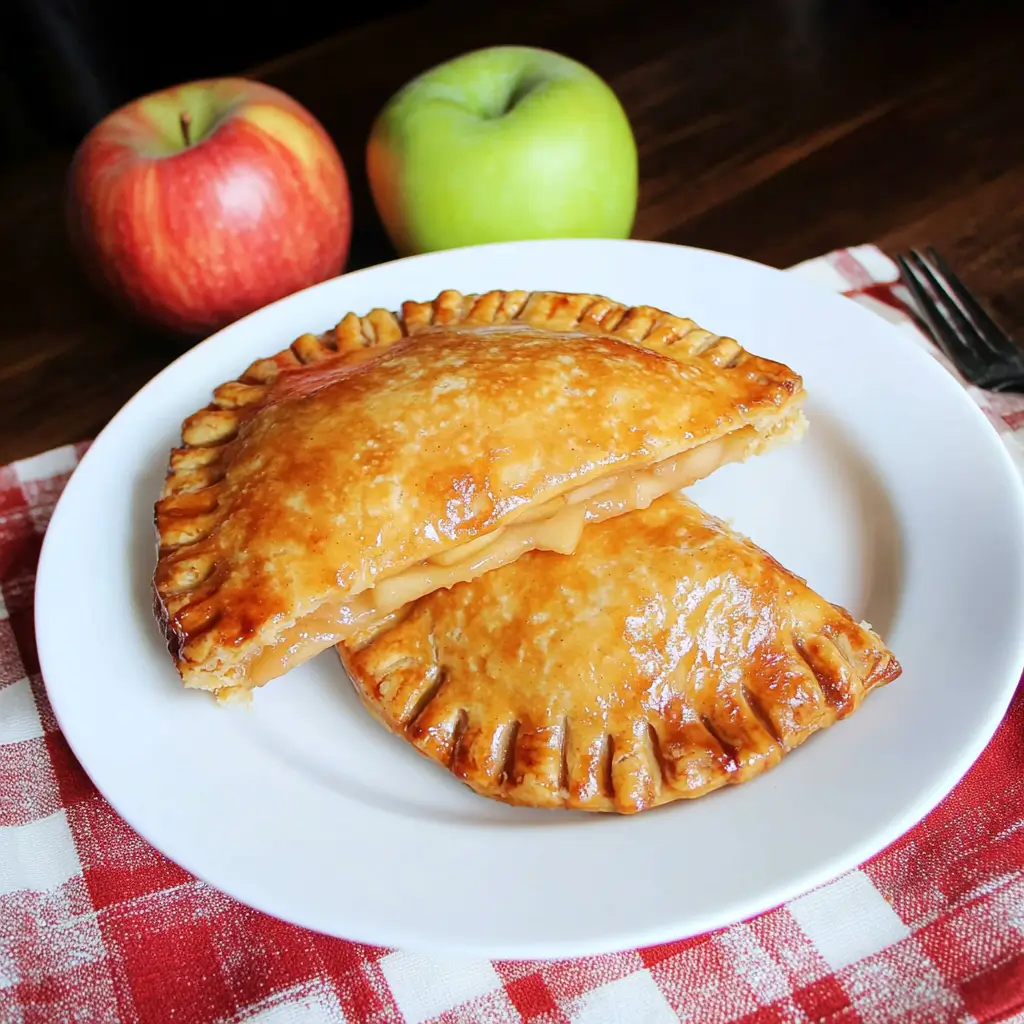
[920, 248, 1021, 360]
[907, 250, 985, 354]
[895, 253, 983, 373]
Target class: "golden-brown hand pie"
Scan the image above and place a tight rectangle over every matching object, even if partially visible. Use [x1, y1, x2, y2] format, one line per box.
[155, 290, 806, 697]
[340, 494, 900, 814]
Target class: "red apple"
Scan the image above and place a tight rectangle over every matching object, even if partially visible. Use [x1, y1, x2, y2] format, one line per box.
[67, 78, 351, 336]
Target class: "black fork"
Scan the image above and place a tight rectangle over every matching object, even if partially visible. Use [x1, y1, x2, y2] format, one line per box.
[895, 248, 1024, 392]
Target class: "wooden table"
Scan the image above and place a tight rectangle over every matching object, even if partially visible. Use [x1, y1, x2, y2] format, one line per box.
[1, 0, 1021, 464]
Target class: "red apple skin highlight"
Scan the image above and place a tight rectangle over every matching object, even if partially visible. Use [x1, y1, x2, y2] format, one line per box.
[67, 78, 352, 337]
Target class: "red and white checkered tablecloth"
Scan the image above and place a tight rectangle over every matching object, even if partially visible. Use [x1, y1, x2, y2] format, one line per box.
[3, 246, 1024, 1024]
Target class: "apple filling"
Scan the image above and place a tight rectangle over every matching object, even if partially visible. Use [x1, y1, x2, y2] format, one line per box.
[235, 424, 770, 693]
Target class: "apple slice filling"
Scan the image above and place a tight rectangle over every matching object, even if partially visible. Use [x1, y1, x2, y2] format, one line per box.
[236, 424, 772, 693]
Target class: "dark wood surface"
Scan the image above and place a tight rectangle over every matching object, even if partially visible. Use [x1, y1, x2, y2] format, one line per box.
[1, 0, 1022, 464]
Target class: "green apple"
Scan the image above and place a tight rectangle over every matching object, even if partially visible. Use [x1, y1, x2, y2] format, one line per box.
[367, 46, 637, 255]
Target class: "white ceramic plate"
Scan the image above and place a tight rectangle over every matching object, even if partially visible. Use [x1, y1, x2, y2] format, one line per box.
[36, 239, 1024, 958]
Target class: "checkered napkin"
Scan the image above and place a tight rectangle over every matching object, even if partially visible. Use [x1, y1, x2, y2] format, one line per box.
[3, 246, 1024, 1024]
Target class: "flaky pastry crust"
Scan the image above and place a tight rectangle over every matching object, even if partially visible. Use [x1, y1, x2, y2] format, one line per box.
[154, 290, 805, 694]
[340, 494, 900, 813]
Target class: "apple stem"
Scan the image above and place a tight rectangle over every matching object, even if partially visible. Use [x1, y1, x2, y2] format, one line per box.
[179, 112, 192, 148]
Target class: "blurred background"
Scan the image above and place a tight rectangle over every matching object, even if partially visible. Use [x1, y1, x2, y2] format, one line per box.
[0, 0, 973, 167]
[0, 0, 424, 166]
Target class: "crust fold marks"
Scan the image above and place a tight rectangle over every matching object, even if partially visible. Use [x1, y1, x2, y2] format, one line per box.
[401, 664, 447, 728]
[181, 407, 240, 447]
[558, 717, 570, 797]
[499, 720, 521, 787]
[609, 722, 661, 813]
[796, 634, 865, 717]
[451, 715, 517, 788]
[155, 553, 216, 596]
[407, 669, 465, 763]
[739, 684, 784, 748]
[447, 709, 470, 769]
[601, 734, 615, 803]
[507, 722, 567, 808]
